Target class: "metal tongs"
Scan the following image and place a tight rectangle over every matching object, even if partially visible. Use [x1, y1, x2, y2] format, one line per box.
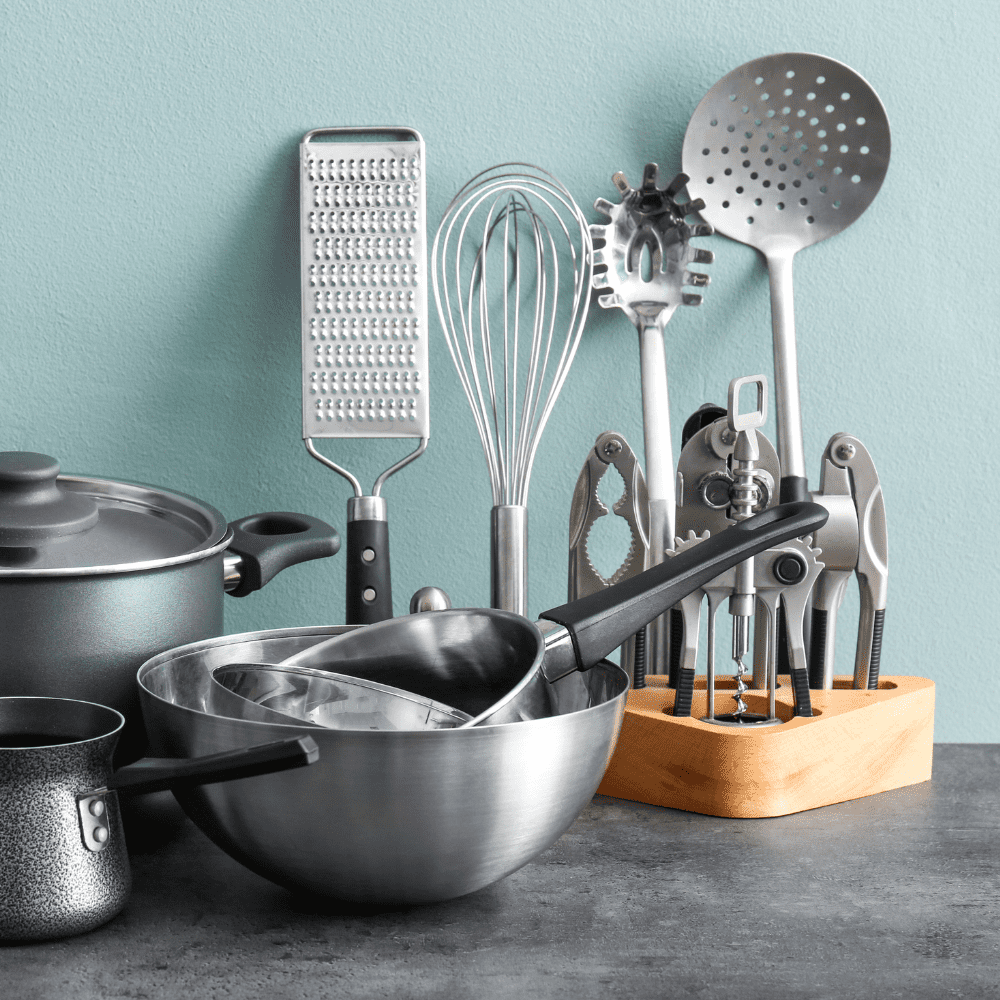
[809, 435, 888, 689]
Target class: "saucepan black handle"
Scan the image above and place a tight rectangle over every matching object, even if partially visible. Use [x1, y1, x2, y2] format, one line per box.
[101, 737, 320, 796]
[540, 501, 829, 671]
[227, 512, 340, 598]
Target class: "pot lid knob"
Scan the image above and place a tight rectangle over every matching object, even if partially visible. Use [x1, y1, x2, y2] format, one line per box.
[0, 452, 100, 544]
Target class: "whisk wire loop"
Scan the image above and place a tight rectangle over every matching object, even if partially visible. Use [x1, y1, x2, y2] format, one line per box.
[433, 165, 593, 509]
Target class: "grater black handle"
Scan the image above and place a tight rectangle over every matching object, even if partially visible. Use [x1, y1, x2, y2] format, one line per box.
[808, 607, 829, 689]
[346, 507, 393, 624]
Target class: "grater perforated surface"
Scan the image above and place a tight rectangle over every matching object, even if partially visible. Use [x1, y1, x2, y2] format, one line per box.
[300, 132, 429, 440]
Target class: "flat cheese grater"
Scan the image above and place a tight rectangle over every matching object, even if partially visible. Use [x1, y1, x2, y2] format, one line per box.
[300, 127, 429, 624]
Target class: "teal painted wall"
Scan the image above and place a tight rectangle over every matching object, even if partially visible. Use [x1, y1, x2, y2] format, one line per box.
[1, 1, 996, 740]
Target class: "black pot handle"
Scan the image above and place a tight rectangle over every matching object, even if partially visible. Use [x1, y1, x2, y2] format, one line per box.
[540, 501, 829, 671]
[99, 737, 320, 796]
[226, 512, 340, 598]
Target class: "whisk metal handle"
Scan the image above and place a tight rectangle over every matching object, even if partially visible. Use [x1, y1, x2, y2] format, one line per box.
[491, 505, 528, 618]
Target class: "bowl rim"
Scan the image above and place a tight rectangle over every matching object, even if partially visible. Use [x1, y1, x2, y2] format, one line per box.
[136, 624, 629, 736]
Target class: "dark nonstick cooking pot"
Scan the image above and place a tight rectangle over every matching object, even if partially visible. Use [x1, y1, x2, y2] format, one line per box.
[0, 452, 339, 762]
[0, 695, 318, 942]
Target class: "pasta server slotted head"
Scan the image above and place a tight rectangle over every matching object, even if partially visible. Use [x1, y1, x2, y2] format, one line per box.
[300, 127, 429, 624]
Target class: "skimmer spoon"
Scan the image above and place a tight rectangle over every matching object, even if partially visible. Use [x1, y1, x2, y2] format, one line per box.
[681, 52, 890, 501]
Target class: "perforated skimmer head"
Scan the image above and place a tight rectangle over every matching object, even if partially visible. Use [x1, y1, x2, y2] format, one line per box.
[681, 54, 890, 495]
[681, 53, 890, 255]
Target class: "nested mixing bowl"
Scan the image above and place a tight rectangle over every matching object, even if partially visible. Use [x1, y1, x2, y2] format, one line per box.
[137, 626, 628, 905]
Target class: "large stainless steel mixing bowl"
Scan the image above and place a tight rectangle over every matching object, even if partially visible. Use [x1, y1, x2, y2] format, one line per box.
[137, 626, 628, 905]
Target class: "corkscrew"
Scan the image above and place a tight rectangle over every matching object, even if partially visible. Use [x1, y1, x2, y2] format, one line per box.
[670, 375, 821, 723]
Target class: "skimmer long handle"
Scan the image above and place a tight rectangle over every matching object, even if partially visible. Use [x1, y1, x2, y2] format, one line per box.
[767, 250, 809, 502]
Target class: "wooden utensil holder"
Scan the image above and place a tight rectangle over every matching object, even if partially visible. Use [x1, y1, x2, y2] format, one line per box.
[598, 675, 934, 818]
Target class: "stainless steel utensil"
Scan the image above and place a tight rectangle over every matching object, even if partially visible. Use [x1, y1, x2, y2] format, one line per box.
[671, 531, 823, 724]
[278, 502, 829, 727]
[210, 663, 471, 730]
[675, 409, 780, 538]
[590, 165, 713, 676]
[300, 127, 430, 624]
[431, 164, 592, 616]
[682, 53, 890, 502]
[809, 433, 888, 689]
[568, 431, 649, 686]
[409, 586, 452, 613]
[0, 452, 339, 763]
[138, 629, 628, 905]
[0, 695, 316, 941]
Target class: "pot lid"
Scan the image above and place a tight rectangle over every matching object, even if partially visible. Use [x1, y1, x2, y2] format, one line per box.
[0, 452, 230, 575]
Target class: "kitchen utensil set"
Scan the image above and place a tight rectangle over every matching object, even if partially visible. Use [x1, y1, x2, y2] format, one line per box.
[2, 51, 898, 927]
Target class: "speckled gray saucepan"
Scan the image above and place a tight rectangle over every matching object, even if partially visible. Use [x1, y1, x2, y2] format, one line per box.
[0, 696, 317, 942]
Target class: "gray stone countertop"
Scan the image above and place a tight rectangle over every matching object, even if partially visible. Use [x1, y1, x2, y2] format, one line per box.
[3, 744, 998, 999]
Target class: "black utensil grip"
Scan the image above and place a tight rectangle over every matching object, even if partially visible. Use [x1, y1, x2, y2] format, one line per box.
[228, 512, 340, 597]
[105, 737, 319, 796]
[867, 609, 885, 689]
[790, 668, 813, 717]
[632, 626, 647, 690]
[674, 667, 696, 717]
[540, 501, 829, 672]
[779, 476, 810, 504]
[808, 608, 829, 689]
[668, 608, 684, 688]
[346, 518, 393, 624]
[777, 603, 791, 676]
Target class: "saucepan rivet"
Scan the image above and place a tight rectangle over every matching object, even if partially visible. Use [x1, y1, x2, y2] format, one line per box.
[77, 793, 112, 854]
